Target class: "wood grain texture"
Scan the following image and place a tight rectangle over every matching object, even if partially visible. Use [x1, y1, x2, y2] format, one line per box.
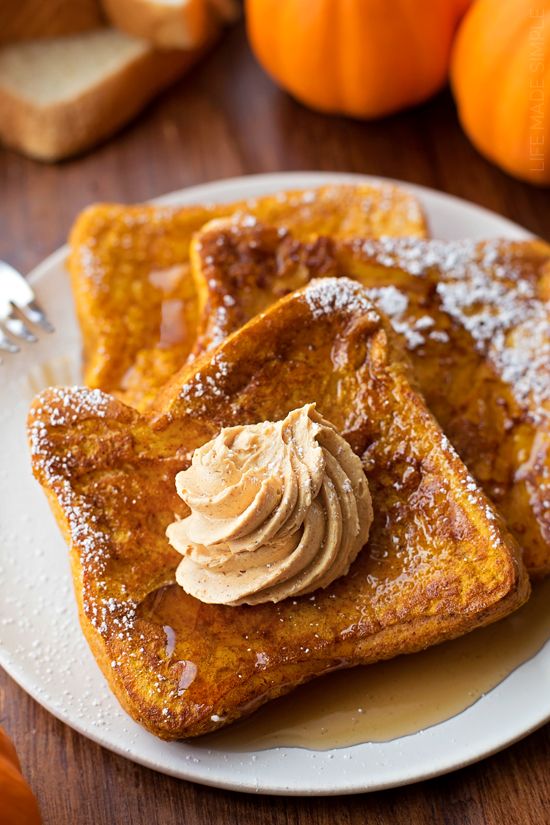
[0, 22, 549, 825]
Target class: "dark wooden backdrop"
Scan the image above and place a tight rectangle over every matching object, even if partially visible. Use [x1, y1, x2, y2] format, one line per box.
[0, 23, 549, 825]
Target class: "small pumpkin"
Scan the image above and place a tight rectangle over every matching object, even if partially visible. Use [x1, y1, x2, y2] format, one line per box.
[245, 0, 471, 119]
[0, 726, 42, 825]
[451, 0, 550, 185]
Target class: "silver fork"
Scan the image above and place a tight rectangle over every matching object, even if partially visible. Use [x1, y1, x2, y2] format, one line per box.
[0, 261, 54, 353]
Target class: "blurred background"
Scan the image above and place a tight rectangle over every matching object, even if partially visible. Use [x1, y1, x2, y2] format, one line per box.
[0, 0, 548, 279]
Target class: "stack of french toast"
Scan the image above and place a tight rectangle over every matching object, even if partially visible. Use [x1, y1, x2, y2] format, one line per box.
[28, 182, 549, 739]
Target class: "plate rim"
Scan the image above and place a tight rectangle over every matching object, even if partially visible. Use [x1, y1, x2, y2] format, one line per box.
[2, 171, 548, 797]
[25, 170, 536, 293]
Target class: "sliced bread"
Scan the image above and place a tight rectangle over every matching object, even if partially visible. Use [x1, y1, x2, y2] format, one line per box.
[0, 28, 205, 161]
[0, 0, 104, 43]
[101, 0, 216, 50]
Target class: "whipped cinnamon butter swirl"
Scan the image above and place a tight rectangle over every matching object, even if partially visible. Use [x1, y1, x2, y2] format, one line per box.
[167, 404, 373, 605]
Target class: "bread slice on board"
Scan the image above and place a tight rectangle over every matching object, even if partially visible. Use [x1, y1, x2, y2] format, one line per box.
[0, 0, 103, 43]
[0, 28, 206, 161]
[102, 0, 216, 49]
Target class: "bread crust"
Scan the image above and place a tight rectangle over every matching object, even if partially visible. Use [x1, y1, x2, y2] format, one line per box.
[67, 184, 428, 404]
[0, 38, 206, 161]
[28, 279, 530, 739]
[67, 199, 550, 576]
[102, 0, 216, 49]
[183, 221, 550, 577]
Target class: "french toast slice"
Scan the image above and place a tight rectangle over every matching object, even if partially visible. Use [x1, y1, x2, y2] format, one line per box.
[68, 183, 428, 409]
[29, 279, 529, 739]
[179, 220, 550, 578]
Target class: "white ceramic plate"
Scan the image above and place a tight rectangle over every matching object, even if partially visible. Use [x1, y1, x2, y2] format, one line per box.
[1, 172, 548, 796]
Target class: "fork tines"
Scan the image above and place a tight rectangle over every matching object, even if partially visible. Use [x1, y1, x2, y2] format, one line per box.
[0, 261, 54, 353]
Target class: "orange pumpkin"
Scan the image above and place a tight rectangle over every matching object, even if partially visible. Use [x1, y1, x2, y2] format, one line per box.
[451, 0, 550, 185]
[245, 0, 471, 119]
[0, 726, 42, 825]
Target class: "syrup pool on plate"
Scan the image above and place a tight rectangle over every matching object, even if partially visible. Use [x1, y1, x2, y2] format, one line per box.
[201, 578, 550, 751]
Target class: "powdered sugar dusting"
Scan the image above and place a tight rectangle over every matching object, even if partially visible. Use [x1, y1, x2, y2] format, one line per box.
[364, 286, 425, 350]
[29, 387, 110, 485]
[357, 238, 550, 419]
[304, 277, 379, 321]
[29, 387, 137, 639]
[244, 183, 425, 233]
[208, 305, 230, 349]
[31, 386, 110, 426]
[179, 353, 231, 409]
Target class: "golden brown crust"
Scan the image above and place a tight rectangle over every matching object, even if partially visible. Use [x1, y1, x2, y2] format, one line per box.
[68, 196, 550, 575]
[102, 0, 216, 49]
[67, 184, 429, 406]
[28, 280, 529, 739]
[185, 221, 550, 577]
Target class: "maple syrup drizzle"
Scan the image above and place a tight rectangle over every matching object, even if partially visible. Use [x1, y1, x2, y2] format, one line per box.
[203, 579, 550, 751]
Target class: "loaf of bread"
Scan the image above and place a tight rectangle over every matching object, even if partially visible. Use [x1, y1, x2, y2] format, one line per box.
[0, 28, 205, 161]
[0, 0, 238, 160]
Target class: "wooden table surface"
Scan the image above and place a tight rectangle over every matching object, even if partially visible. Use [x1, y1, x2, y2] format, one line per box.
[1, 23, 549, 825]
